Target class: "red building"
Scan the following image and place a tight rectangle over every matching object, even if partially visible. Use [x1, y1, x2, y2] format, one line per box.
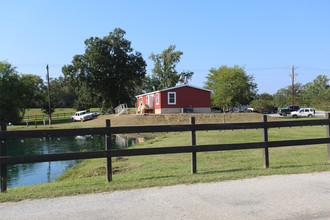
[136, 84, 211, 114]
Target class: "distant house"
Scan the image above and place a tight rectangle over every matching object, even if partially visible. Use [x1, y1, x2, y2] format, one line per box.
[136, 84, 211, 114]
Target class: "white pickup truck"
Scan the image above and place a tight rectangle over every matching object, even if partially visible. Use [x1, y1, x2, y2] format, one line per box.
[71, 110, 94, 122]
[291, 108, 315, 118]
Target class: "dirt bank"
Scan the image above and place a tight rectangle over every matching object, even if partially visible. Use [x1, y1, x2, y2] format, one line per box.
[79, 113, 270, 126]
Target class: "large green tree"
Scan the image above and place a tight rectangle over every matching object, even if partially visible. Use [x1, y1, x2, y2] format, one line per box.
[204, 65, 257, 110]
[48, 76, 76, 108]
[20, 74, 45, 110]
[62, 28, 146, 112]
[0, 61, 25, 123]
[148, 45, 193, 91]
[302, 75, 330, 110]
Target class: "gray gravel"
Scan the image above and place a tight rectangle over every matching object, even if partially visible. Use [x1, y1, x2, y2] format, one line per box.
[0, 172, 329, 220]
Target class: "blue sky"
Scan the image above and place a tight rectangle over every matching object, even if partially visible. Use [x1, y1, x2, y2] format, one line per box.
[1, 0, 329, 94]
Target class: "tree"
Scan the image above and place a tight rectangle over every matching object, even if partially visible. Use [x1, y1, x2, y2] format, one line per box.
[41, 101, 55, 116]
[250, 99, 274, 113]
[258, 93, 273, 101]
[62, 28, 147, 112]
[301, 75, 329, 107]
[48, 76, 76, 108]
[204, 65, 257, 110]
[302, 75, 330, 110]
[20, 74, 46, 112]
[142, 75, 162, 93]
[149, 45, 194, 90]
[306, 75, 329, 96]
[314, 88, 330, 111]
[0, 61, 25, 123]
[273, 83, 305, 107]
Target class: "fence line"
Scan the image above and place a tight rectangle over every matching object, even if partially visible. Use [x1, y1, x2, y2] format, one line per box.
[1, 114, 330, 192]
[23, 113, 75, 121]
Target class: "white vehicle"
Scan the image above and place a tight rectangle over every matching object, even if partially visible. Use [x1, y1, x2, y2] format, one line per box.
[291, 108, 315, 118]
[72, 110, 94, 122]
[246, 107, 256, 112]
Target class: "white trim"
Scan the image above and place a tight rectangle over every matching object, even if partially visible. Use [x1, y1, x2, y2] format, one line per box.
[168, 92, 176, 105]
[156, 93, 159, 105]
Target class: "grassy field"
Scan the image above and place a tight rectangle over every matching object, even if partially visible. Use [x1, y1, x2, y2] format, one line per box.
[1, 113, 329, 202]
[24, 108, 102, 116]
[21, 108, 102, 126]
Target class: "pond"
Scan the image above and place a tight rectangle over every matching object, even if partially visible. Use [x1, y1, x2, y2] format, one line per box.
[1, 135, 137, 189]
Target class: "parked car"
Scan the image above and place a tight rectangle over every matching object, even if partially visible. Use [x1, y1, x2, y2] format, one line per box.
[211, 107, 223, 113]
[247, 106, 277, 114]
[278, 106, 300, 116]
[71, 110, 94, 122]
[246, 107, 257, 112]
[291, 108, 315, 118]
[268, 106, 278, 114]
[91, 111, 100, 117]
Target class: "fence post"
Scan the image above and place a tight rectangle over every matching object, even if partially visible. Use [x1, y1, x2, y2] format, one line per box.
[190, 117, 197, 174]
[262, 115, 269, 168]
[1, 122, 7, 192]
[105, 119, 112, 182]
[326, 113, 330, 163]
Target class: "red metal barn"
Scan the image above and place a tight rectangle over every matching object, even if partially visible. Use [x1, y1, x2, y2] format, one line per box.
[136, 85, 211, 114]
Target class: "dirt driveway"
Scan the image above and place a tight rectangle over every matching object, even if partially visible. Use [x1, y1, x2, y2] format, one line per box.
[1, 172, 329, 220]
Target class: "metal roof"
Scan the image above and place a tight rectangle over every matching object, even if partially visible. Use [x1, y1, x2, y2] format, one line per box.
[135, 84, 211, 97]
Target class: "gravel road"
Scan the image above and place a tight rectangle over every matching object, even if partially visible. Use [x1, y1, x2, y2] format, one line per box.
[0, 172, 329, 220]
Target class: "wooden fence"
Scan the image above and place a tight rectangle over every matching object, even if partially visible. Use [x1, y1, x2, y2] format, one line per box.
[1, 114, 330, 192]
[23, 113, 74, 121]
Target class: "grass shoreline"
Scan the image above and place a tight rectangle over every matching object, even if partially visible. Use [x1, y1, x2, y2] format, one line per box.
[1, 113, 329, 202]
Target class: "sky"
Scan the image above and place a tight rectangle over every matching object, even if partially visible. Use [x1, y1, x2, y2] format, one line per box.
[1, 0, 329, 94]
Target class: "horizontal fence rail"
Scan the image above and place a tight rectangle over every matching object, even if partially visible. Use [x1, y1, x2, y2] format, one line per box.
[1, 138, 329, 166]
[2, 119, 330, 139]
[1, 114, 330, 192]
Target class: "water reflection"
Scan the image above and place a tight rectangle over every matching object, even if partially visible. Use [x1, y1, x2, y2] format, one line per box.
[115, 135, 136, 148]
[1, 135, 137, 189]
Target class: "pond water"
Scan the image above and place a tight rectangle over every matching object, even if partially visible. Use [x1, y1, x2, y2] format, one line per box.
[2, 135, 137, 189]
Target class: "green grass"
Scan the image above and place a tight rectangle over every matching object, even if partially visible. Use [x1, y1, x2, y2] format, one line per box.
[19, 108, 102, 126]
[1, 124, 329, 202]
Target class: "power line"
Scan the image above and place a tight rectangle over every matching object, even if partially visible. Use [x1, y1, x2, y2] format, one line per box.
[246, 67, 289, 71]
[299, 67, 330, 72]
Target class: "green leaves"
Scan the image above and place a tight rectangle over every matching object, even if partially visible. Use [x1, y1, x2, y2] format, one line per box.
[204, 65, 257, 108]
[0, 61, 25, 123]
[273, 75, 330, 110]
[149, 45, 193, 90]
[62, 28, 147, 112]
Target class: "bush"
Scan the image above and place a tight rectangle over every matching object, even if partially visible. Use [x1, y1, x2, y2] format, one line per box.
[250, 99, 274, 113]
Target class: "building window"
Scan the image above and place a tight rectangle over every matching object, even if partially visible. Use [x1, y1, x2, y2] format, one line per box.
[146, 95, 149, 105]
[139, 96, 142, 105]
[168, 92, 176, 105]
[156, 93, 159, 105]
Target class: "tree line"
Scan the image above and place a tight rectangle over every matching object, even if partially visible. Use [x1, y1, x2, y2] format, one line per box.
[1, 28, 195, 123]
[204, 65, 330, 112]
[250, 75, 330, 113]
[1, 28, 329, 123]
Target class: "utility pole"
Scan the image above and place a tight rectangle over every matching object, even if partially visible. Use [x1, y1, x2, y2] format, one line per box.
[46, 65, 52, 125]
[290, 65, 298, 106]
